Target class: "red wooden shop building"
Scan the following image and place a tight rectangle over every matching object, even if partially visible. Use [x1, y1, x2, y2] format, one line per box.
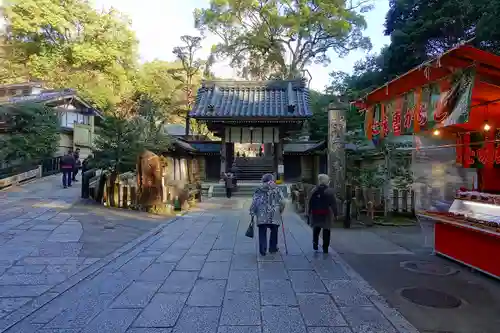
[355, 43, 500, 279]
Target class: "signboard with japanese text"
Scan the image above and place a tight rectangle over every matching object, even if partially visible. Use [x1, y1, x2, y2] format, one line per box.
[365, 68, 475, 142]
[456, 130, 500, 168]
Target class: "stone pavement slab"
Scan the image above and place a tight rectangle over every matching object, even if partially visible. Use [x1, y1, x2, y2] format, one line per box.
[0, 198, 419, 333]
[0, 176, 175, 329]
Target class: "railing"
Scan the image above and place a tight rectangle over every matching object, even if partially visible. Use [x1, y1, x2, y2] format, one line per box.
[41, 156, 62, 176]
[0, 156, 62, 179]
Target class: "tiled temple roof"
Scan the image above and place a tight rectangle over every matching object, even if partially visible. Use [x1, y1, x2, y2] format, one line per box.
[189, 78, 312, 118]
[283, 141, 325, 154]
[189, 142, 221, 153]
[6, 89, 102, 118]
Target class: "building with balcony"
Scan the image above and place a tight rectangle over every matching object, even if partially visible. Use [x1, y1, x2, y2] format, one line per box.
[0, 82, 102, 159]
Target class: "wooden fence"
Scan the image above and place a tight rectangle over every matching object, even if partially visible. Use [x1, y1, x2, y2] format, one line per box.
[352, 187, 415, 216]
[84, 171, 201, 212]
[0, 156, 62, 189]
[291, 183, 415, 218]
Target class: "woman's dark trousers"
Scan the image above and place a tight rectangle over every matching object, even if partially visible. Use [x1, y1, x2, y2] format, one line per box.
[313, 227, 331, 252]
[258, 224, 278, 255]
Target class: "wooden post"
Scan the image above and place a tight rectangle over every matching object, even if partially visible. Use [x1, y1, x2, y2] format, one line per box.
[220, 134, 226, 177]
[275, 139, 284, 181]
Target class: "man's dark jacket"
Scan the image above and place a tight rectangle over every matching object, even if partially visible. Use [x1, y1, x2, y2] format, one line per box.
[307, 185, 338, 229]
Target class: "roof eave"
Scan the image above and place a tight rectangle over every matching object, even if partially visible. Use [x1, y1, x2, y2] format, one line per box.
[191, 116, 311, 121]
[355, 42, 500, 107]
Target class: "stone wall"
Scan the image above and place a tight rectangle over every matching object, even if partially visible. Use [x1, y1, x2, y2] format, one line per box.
[197, 157, 206, 181]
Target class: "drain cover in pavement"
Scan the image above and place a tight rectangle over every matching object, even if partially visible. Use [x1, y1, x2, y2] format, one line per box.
[400, 261, 458, 276]
[400, 287, 462, 308]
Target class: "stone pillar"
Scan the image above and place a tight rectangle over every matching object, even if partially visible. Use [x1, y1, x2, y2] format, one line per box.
[220, 135, 226, 178]
[327, 104, 346, 201]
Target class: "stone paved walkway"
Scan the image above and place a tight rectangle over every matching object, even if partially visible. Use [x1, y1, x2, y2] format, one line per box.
[0, 175, 174, 332]
[0, 194, 419, 333]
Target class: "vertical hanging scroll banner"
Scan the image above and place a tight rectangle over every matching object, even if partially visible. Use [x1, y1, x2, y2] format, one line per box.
[403, 92, 414, 135]
[371, 104, 381, 145]
[414, 87, 422, 133]
[380, 103, 386, 139]
[365, 106, 374, 140]
[392, 97, 402, 136]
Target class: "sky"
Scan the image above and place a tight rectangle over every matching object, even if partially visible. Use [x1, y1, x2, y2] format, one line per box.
[94, 0, 390, 92]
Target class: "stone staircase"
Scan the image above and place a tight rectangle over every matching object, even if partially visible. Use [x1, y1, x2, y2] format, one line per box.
[233, 157, 274, 181]
[210, 183, 289, 198]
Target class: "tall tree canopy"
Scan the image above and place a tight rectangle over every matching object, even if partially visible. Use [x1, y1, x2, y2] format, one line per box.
[171, 35, 215, 136]
[195, 0, 372, 79]
[2, 0, 139, 110]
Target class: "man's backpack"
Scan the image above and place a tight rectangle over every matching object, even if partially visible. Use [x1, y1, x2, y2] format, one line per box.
[309, 186, 330, 215]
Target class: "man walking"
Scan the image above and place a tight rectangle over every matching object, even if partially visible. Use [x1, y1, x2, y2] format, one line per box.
[72, 148, 81, 182]
[307, 174, 338, 253]
[223, 171, 235, 198]
[60, 151, 75, 188]
[230, 162, 239, 189]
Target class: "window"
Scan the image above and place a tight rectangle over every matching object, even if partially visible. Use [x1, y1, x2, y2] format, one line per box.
[59, 112, 67, 127]
[60, 111, 90, 128]
[76, 113, 90, 125]
[66, 112, 78, 128]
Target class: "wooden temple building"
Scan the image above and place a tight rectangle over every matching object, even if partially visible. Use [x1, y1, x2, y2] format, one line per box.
[176, 78, 327, 182]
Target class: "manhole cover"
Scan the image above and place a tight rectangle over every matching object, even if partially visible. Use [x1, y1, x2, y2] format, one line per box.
[400, 287, 462, 308]
[400, 261, 458, 276]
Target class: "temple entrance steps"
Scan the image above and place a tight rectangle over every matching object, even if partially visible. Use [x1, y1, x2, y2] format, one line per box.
[233, 157, 274, 181]
[210, 183, 289, 198]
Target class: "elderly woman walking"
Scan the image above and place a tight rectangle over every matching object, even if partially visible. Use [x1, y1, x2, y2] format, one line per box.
[308, 174, 338, 253]
[249, 174, 285, 256]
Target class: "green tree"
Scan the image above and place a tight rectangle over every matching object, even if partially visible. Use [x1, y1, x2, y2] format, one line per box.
[195, 0, 372, 79]
[136, 60, 185, 123]
[0, 103, 59, 164]
[92, 111, 171, 174]
[308, 91, 334, 141]
[3, 0, 139, 111]
[92, 116, 143, 173]
[171, 35, 213, 136]
[171, 36, 204, 117]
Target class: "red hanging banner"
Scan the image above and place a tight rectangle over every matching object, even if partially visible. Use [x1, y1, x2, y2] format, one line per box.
[463, 133, 475, 168]
[392, 97, 402, 136]
[414, 88, 422, 133]
[477, 130, 495, 168]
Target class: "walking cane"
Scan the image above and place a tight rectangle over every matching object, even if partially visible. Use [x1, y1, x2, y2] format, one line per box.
[280, 216, 288, 255]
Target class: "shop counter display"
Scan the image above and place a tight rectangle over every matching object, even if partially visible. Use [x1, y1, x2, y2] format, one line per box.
[418, 197, 500, 279]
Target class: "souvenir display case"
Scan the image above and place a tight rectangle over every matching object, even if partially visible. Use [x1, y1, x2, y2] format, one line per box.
[354, 44, 500, 280]
[418, 192, 500, 279]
